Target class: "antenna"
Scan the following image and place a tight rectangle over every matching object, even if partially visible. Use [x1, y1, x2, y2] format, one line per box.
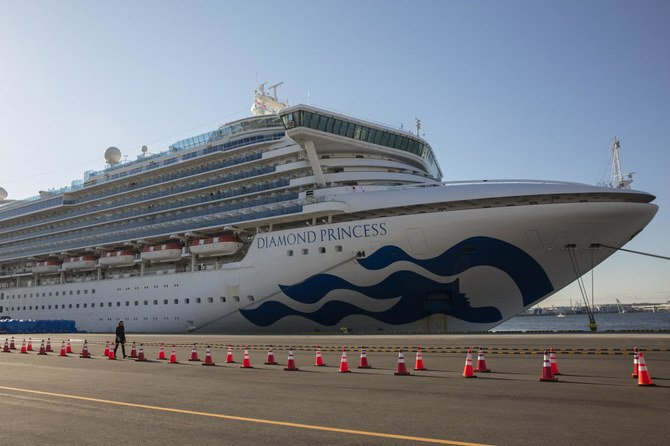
[268, 82, 284, 100]
[610, 138, 634, 189]
[415, 117, 421, 137]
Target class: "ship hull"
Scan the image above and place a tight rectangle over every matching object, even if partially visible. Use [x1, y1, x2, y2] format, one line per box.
[1, 199, 656, 333]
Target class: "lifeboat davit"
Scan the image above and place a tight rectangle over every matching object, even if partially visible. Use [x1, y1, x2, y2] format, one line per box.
[189, 235, 243, 256]
[62, 255, 98, 270]
[141, 243, 183, 262]
[31, 260, 61, 274]
[99, 250, 136, 267]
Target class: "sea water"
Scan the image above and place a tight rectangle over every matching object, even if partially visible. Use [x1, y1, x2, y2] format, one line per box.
[491, 311, 670, 332]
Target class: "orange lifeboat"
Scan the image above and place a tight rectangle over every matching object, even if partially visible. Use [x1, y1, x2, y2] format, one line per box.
[141, 242, 183, 262]
[62, 255, 98, 270]
[99, 249, 136, 267]
[189, 235, 243, 256]
[31, 260, 61, 274]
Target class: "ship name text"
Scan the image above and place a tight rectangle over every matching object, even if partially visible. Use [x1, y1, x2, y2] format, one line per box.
[255, 222, 387, 249]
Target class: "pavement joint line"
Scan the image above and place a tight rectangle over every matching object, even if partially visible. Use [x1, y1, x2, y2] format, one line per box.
[0, 385, 493, 446]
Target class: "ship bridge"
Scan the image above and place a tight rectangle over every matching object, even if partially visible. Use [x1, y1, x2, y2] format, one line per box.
[278, 105, 442, 184]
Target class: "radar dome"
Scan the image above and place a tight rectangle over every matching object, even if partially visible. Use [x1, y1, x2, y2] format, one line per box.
[0, 187, 7, 200]
[104, 147, 122, 165]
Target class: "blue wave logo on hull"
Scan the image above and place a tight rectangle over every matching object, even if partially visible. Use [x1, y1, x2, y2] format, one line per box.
[240, 236, 553, 327]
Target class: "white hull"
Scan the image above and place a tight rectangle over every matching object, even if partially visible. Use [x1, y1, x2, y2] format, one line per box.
[1, 199, 656, 333]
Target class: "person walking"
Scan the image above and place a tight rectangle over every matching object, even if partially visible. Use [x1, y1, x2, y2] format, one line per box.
[114, 321, 127, 358]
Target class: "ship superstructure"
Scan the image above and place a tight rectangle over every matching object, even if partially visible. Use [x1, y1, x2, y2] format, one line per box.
[0, 86, 657, 333]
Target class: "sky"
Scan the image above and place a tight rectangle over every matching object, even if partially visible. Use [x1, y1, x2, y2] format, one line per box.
[0, 1, 668, 306]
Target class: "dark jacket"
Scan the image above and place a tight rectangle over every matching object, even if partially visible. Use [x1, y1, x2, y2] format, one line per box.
[115, 325, 126, 344]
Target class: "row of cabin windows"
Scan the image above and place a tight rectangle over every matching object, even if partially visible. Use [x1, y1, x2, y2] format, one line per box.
[0, 289, 95, 300]
[0, 296, 246, 312]
[287, 245, 343, 257]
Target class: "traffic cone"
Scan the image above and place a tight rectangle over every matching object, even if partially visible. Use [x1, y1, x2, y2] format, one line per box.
[27, 338, 33, 351]
[241, 346, 253, 368]
[129, 341, 138, 358]
[20, 339, 27, 354]
[414, 346, 427, 371]
[475, 347, 490, 373]
[37, 339, 47, 355]
[338, 348, 351, 373]
[314, 346, 325, 366]
[202, 346, 215, 366]
[2, 339, 10, 353]
[157, 343, 167, 360]
[80, 340, 91, 358]
[284, 348, 299, 371]
[107, 343, 115, 360]
[10, 336, 16, 350]
[358, 347, 371, 369]
[103, 341, 110, 357]
[168, 345, 179, 364]
[45, 338, 53, 352]
[632, 347, 639, 378]
[549, 347, 561, 375]
[135, 344, 148, 362]
[264, 346, 277, 365]
[66, 339, 72, 353]
[225, 345, 235, 363]
[539, 350, 558, 382]
[637, 352, 654, 386]
[462, 348, 476, 378]
[188, 343, 201, 362]
[59, 340, 68, 357]
[394, 348, 410, 376]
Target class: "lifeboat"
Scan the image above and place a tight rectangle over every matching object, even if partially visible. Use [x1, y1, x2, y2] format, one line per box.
[31, 260, 61, 274]
[62, 255, 98, 270]
[189, 235, 243, 256]
[141, 242, 183, 262]
[99, 250, 136, 267]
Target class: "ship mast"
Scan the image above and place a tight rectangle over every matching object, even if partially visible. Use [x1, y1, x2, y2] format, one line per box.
[609, 138, 634, 189]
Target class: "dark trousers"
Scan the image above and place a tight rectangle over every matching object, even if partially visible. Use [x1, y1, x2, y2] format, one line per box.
[114, 342, 126, 357]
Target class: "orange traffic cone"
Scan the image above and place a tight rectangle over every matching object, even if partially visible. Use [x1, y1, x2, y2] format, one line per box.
[10, 337, 16, 350]
[338, 348, 351, 373]
[241, 346, 253, 368]
[168, 345, 179, 364]
[414, 346, 427, 371]
[264, 346, 277, 365]
[129, 341, 138, 358]
[80, 340, 91, 358]
[66, 339, 72, 353]
[2, 339, 10, 353]
[188, 343, 201, 362]
[157, 343, 167, 360]
[107, 343, 115, 360]
[539, 350, 558, 382]
[475, 347, 490, 373]
[59, 340, 68, 357]
[549, 347, 561, 375]
[20, 339, 27, 354]
[103, 341, 110, 357]
[284, 348, 299, 371]
[45, 338, 53, 352]
[314, 346, 326, 366]
[37, 339, 47, 355]
[394, 348, 410, 376]
[225, 345, 235, 363]
[135, 343, 148, 362]
[358, 347, 371, 369]
[202, 346, 216, 366]
[637, 352, 654, 386]
[632, 347, 639, 378]
[462, 348, 476, 378]
[27, 338, 33, 351]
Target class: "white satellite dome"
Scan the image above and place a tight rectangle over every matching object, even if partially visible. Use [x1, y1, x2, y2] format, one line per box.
[0, 187, 7, 200]
[104, 147, 122, 165]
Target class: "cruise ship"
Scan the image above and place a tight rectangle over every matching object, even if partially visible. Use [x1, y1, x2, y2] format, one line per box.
[0, 85, 658, 333]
